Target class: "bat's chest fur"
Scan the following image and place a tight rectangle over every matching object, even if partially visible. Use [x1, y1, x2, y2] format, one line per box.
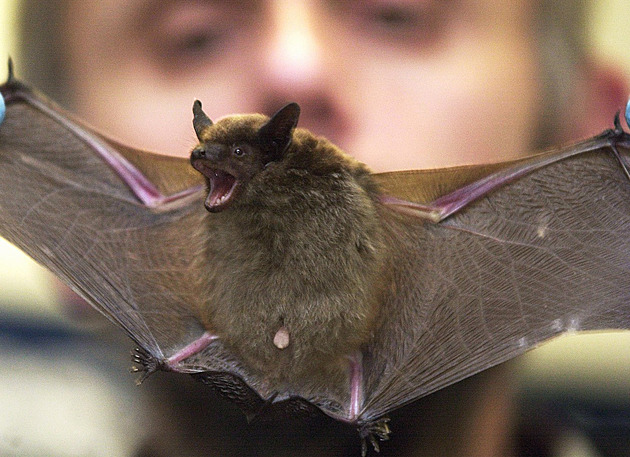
[199, 188, 385, 384]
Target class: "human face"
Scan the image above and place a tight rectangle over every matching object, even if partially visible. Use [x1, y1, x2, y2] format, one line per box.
[64, 0, 540, 172]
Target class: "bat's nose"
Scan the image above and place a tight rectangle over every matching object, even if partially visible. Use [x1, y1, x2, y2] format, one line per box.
[191, 144, 223, 165]
[191, 146, 206, 162]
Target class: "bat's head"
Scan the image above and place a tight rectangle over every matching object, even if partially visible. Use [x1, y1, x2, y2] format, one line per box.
[190, 101, 300, 212]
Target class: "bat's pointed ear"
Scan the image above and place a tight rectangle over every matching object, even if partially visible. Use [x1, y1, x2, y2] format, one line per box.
[193, 100, 213, 141]
[258, 102, 300, 161]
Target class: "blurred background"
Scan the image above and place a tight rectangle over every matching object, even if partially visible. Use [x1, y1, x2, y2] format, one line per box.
[1, 1, 630, 456]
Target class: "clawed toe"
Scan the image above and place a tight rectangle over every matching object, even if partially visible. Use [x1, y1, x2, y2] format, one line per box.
[358, 417, 391, 456]
[130, 346, 164, 384]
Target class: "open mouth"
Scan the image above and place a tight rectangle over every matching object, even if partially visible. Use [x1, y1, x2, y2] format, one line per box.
[192, 161, 238, 212]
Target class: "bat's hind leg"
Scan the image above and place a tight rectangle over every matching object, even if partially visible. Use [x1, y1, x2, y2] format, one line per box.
[131, 331, 217, 383]
[347, 352, 392, 455]
[348, 351, 364, 421]
[165, 331, 218, 368]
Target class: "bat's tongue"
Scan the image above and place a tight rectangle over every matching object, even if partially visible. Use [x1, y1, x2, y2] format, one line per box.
[205, 170, 237, 212]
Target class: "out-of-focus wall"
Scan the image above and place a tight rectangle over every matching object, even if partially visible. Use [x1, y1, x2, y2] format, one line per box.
[0, 0, 16, 75]
[0, 0, 11, 59]
[591, 0, 630, 76]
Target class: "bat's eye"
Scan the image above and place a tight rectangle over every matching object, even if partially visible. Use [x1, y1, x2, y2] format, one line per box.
[233, 147, 245, 157]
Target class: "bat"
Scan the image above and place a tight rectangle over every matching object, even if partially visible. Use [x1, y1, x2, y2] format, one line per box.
[2, 63, 630, 455]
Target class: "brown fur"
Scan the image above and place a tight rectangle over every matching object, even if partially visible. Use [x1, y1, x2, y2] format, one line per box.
[192, 108, 387, 396]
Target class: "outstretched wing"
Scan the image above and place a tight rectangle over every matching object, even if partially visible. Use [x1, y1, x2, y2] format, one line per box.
[362, 126, 630, 422]
[0, 76, 216, 371]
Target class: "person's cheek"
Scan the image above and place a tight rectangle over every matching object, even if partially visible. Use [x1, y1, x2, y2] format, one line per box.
[344, 38, 539, 171]
[451, 37, 540, 164]
[71, 57, 259, 157]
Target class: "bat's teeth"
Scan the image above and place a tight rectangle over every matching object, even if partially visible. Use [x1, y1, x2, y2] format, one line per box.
[204, 170, 237, 211]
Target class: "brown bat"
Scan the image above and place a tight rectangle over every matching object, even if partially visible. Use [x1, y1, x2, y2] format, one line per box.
[1, 63, 630, 454]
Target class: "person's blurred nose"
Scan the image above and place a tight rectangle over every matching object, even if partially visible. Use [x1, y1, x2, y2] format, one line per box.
[264, 0, 322, 95]
[257, 0, 349, 142]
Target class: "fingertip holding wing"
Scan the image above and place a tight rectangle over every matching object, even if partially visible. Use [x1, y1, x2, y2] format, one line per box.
[0, 88, 5, 126]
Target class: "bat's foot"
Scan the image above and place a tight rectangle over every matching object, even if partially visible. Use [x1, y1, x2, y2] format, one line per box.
[358, 417, 391, 456]
[130, 346, 164, 385]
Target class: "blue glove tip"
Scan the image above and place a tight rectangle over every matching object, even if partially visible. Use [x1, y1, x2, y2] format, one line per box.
[625, 98, 630, 130]
[0, 91, 5, 126]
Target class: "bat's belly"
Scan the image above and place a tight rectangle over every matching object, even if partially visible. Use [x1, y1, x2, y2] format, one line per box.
[200, 253, 379, 393]
[213, 288, 367, 383]
[200, 203, 385, 390]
